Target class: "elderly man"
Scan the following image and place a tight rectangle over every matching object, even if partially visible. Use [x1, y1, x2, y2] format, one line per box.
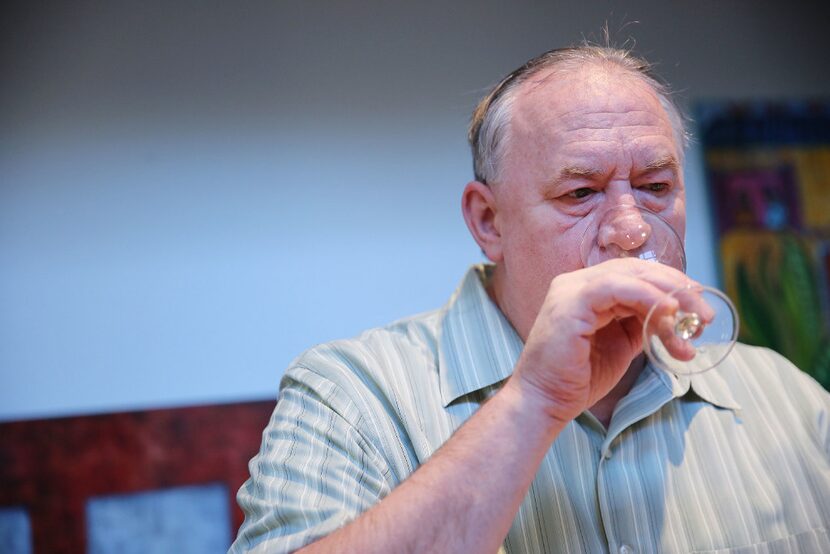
[231, 46, 830, 553]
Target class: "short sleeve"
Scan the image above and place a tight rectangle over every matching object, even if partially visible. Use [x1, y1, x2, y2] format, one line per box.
[230, 365, 398, 553]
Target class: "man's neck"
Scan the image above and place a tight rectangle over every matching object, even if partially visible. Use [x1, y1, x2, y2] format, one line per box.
[589, 354, 646, 428]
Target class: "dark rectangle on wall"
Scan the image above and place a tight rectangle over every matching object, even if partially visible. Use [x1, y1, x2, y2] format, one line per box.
[0, 400, 275, 553]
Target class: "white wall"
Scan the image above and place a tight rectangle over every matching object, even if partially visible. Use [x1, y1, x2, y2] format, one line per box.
[2, 1, 829, 421]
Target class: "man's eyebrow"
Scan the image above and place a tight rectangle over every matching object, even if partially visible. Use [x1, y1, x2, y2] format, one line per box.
[544, 166, 606, 190]
[643, 155, 680, 173]
[557, 165, 605, 181]
[549, 156, 679, 187]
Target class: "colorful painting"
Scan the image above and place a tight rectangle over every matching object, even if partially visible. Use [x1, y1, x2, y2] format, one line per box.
[698, 101, 830, 389]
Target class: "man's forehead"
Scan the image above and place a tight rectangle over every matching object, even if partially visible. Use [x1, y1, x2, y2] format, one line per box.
[505, 68, 679, 167]
[513, 65, 672, 133]
[557, 107, 670, 134]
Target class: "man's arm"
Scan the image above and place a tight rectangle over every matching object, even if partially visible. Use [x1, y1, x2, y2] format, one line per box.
[299, 259, 691, 553]
[299, 376, 564, 553]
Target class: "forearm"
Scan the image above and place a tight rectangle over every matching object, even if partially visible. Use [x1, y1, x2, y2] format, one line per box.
[298, 378, 566, 553]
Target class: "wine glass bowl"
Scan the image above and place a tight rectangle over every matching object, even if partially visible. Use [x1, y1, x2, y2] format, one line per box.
[579, 204, 739, 376]
[579, 204, 686, 273]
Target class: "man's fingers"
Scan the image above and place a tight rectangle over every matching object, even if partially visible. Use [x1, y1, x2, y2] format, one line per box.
[586, 258, 692, 297]
[579, 270, 714, 363]
[580, 273, 678, 326]
[672, 286, 717, 325]
[648, 310, 698, 361]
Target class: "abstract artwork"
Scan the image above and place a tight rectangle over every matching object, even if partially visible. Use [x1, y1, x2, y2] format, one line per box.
[698, 100, 830, 389]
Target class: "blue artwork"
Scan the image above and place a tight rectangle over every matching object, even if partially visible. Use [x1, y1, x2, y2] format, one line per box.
[86, 483, 231, 554]
[0, 507, 32, 554]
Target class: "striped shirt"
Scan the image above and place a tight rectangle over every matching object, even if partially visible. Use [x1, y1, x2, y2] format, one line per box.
[232, 265, 830, 553]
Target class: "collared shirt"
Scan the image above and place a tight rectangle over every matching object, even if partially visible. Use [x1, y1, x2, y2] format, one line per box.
[232, 265, 830, 553]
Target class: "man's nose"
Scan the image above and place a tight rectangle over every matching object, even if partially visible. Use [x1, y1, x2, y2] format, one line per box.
[597, 206, 652, 252]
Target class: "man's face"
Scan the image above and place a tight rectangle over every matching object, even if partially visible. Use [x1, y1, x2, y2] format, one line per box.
[489, 66, 686, 337]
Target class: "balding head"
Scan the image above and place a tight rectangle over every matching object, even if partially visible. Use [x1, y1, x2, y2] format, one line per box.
[468, 46, 688, 186]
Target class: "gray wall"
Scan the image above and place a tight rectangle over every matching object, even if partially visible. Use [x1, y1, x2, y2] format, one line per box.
[2, 1, 829, 420]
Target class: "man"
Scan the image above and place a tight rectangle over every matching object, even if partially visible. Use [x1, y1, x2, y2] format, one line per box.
[231, 46, 830, 553]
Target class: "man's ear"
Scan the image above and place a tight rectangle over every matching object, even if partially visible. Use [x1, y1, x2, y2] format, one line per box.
[461, 180, 503, 262]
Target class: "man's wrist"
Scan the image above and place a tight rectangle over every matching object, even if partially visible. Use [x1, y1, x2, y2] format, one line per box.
[498, 376, 573, 441]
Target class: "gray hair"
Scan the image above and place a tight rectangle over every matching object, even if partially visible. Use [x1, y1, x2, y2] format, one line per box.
[468, 46, 689, 184]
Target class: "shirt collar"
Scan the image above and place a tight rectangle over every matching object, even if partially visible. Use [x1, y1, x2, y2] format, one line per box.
[437, 264, 742, 412]
[437, 264, 523, 407]
[688, 369, 742, 411]
[656, 363, 742, 411]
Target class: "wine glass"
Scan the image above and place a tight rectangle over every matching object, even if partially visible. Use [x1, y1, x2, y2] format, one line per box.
[579, 204, 739, 376]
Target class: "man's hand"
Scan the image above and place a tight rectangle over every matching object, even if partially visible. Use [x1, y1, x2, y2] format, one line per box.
[508, 258, 696, 424]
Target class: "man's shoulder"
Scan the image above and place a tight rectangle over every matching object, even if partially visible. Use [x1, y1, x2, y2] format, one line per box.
[285, 308, 445, 391]
[729, 343, 813, 381]
[723, 342, 829, 412]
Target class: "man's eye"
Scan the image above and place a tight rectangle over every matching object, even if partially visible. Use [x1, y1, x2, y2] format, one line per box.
[567, 188, 595, 199]
[641, 183, 669, 193]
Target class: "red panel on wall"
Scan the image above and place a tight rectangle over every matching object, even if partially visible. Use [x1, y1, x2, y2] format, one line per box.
[0, 400, 275, 553]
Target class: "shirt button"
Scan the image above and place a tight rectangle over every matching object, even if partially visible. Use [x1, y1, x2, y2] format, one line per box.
[619, 545, 635, 554]
[602, 448, 612, 460]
